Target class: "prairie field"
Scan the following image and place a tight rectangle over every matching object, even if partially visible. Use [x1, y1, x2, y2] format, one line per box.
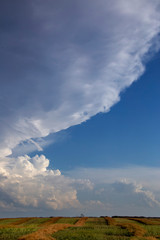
[0, 216, 160, 240]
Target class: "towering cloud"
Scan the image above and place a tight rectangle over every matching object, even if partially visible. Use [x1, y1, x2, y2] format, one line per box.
[1, 158, 160, 216]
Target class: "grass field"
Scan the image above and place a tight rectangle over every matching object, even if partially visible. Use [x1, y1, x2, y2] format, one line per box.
[56, 217, 79, 224]
[0, 216, 160, 239]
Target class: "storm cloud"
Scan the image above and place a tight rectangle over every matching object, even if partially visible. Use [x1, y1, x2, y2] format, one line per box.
[0, 0, 160, 156]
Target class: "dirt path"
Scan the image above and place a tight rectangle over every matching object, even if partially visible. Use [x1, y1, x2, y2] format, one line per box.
[18, 217, 88, 240]
[0, 218, 34, 229]
[74, 217, 88, 226]
[11, 218, 34, 226]
[104, 216, 116, 225]
[104, 217, 158, 240]
[117, 222, 146, 237]
[18, 223, 72, 240]
[129, 218, 160, 226]
[41, 217, 62, 226]
[130, 237, 158, 240]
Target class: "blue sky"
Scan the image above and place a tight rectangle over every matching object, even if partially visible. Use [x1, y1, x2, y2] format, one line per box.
[1, 0, 160, 217]
[43, 52, 160, 171]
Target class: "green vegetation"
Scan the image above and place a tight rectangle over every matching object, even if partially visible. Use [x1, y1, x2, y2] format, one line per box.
[129, 218, 160, 225]
[0, 227, 37, 240]
[0, 217, 160, 239]
[53, 227, 130, 240]
[53, 217, 131, 240]
[56, 217, 79, 225]
[85, 217, 106, 226]
[21, 217, 50, 226]
[114, 218, 137, 224]
[144, 224, 160, 237]
[0, 219, 21, 225]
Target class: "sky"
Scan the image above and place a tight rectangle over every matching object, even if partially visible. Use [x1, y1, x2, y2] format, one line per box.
[0, 0, 160, 217]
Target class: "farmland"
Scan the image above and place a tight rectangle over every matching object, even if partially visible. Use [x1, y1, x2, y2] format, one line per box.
[0, 216, 160, 240]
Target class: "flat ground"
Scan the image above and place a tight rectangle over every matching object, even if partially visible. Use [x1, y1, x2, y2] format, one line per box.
[0, 216, 160, 240]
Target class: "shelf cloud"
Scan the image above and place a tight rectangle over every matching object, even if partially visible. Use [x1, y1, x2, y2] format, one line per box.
[0, 0, 160, 156]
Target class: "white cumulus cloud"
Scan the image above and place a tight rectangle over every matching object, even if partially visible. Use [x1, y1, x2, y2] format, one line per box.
[0, 154, 80, 213]
[66, 167, 160, 216]
[0, 155, 160, 216]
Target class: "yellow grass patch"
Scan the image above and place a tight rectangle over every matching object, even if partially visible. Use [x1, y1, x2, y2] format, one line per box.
[18, 223, 72, 240]
[18, 217, 88, 240]
[145, 237, 158, 240]
[104, 216, 116, 225]
[11, 218, 34, 226]
[41, 217, 62, 226]
[117, 222, 146, 237]
[129, 218, 160, 225]
[74, 217, 88, 226]
[104, 217, 146, 237]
